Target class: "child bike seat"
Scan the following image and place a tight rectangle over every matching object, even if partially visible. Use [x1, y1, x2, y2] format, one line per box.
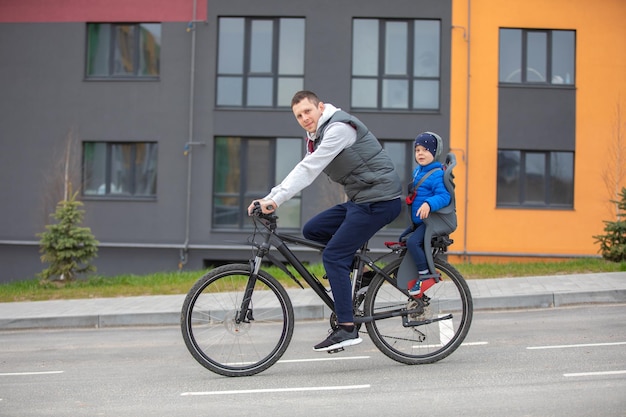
[422, 152, 458, 273]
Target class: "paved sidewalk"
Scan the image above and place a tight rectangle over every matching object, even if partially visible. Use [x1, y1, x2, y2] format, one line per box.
[0, 272, 624, 330]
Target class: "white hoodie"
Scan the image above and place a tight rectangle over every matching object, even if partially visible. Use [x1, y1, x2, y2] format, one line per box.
[264, 103, 357, 207]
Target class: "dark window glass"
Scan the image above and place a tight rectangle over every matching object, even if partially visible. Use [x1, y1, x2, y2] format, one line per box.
[497, 150, 574, 208]
[83, 142, 158, 197]
[497, 150, 521, 205]
[550, 152, 575, 204]
[381, 140, 416, 229]
[524, 152, 546, 203]
[213, 137, 302, 229]
[86, 23, 161, 78]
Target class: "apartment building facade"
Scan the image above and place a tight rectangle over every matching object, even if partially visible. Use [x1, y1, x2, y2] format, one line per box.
[0, 0, 624, 282]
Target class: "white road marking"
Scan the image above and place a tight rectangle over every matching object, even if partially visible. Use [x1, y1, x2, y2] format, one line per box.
[225, 356, 371, 366]
[564, 370, 626, 378]
[527, 341, 626, 350]
[461, 341, 489, 346]
[412, 341, 488, 349]
[278, 356, 370, 363]
[0, 371, 64, 376]
[439, 315, 454, 345]
[181, 384, 371, 396]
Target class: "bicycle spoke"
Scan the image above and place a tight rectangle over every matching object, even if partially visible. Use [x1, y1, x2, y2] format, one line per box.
[181, 265, 294, 377]
[364, 258, 472, 364]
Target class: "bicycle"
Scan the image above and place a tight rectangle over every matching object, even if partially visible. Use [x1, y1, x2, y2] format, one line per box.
[180, 204, 473, 377]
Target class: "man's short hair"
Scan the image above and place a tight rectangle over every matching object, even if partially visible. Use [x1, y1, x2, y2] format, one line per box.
[291, 90, 320, 107]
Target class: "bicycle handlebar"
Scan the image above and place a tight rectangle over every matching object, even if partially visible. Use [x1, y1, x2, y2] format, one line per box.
[251, 201, 279, 224]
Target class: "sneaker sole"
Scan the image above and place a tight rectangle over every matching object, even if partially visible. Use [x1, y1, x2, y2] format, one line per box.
[313, 337, 363, 352]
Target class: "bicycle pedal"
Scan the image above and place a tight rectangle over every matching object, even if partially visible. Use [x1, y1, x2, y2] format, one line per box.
[327, 347, 345, 354]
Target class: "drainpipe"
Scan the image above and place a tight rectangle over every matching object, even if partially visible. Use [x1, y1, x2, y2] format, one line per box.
[451, 1, 471, 261]
[180, 0, 203, 269]
[462, 0, 471, 261]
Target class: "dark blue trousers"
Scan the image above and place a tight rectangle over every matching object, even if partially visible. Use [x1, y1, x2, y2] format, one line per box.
[406, 223, 429, 272]
[302, 198, 401, 323]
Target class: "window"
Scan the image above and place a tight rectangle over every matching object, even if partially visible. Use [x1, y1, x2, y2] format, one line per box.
[381, 140, 415, 229]
[497, 28, 576, 208]
[352, 19, 440, 110]
[499, 29, 575, 85]
[213, 137, 302, 229]
[216, 17, 305, 107]
[86, 23, 161, 78]
[497, 150, 574, 207]
[82, 142, 158, 198]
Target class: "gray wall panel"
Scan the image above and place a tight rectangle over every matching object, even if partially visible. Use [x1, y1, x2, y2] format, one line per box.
[0, 0, 453, 280]
[498, 87, 576, 151]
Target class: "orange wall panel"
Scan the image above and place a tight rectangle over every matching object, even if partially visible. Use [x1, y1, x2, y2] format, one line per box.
[451, 0, 626, 258]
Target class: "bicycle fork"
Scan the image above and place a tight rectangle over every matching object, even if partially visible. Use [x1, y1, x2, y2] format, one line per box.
[235, 240, 270, 325]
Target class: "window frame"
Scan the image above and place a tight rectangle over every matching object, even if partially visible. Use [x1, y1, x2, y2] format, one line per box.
[379, 139, 418, 230]
[351, 18, 441, 112]
[82, 141, 158, 200]
[498, 28, 576, 86]
[215, 17, 305, 108]
[496, 149, 574, 209]
[212, 136, 303, 230]
[85, 22, 161, 80]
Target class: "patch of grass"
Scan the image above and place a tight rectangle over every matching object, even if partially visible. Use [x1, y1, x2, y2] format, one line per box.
[453, 258, 625, 279]
[0, 259, 623, 303]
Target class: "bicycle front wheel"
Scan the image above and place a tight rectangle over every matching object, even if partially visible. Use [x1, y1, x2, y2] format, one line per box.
[181, 264, 295, 377]
[364, 257, 473, 365]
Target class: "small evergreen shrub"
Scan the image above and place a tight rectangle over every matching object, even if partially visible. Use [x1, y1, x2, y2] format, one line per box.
[594, 187, 626, 262]
[38, 192, 99, 282]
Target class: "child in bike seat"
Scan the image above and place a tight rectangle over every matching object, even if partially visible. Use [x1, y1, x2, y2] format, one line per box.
[399, 132, 451, 296]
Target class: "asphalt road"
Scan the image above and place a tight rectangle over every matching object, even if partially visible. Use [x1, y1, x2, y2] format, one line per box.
[1, 304, 625, 417]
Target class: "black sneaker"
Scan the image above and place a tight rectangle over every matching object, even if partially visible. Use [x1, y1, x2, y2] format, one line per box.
[313, 326, 363, 352]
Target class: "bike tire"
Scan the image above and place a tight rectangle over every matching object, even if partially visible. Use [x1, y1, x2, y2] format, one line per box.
[181, 264, 295, 377]
[364, 257, 473, 365]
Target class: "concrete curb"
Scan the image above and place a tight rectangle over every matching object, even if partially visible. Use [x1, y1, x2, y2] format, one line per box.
[1, 272, 624, 330]
[1, 289, 625, 330]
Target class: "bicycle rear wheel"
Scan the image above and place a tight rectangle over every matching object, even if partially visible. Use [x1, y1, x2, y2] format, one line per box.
[181, 264, 294, 377]
[364, 257, 472, 365]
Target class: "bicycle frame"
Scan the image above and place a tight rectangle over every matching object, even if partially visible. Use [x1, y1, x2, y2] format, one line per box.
[238, 213, 425, 326]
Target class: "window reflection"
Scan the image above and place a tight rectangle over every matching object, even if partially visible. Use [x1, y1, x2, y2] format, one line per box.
[352, 19, 440, 111]
[414, 20, 440, 77]
[381, 140, 411, 230]
[524, 152, 546, 203]
[86, 23, 160, 78]
[526, 32, 547, 82]
[550, 152, 574, 204]
[385, 21, 407, 76]
[497, 149, 573, 207]
[216, 17, 304, 107]
[497, 150, 521, 204]
[83, 142, 158, 197]
[213, 137, 302, 229]
[352, 19, 378, 76]
[499, 28, 575, 85]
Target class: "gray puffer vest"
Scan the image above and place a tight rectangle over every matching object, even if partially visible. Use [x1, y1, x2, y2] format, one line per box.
[314, 111, 402, 203]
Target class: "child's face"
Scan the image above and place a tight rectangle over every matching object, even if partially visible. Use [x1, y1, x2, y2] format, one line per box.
[415, 145, 435, 166]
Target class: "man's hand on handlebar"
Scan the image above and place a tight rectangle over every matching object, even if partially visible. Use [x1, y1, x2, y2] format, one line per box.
[248, 199, 277, 216]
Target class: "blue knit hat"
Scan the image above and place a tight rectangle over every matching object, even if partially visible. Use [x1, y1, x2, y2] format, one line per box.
[414, 131, 443, 160]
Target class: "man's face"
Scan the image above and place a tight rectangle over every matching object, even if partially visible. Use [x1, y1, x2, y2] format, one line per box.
[292, 98, 325, 134]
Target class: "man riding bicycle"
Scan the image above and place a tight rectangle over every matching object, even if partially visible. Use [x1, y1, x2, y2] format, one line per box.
[248, 90, 402, 352]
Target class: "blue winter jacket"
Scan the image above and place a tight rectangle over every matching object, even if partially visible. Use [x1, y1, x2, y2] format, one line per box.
[409, 161, 451, 225]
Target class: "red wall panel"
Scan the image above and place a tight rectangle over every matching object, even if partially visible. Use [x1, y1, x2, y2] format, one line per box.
[0, 0, 208, 22]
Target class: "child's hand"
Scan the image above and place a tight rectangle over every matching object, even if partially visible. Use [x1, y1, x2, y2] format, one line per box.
[416, 202, 431, 219]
